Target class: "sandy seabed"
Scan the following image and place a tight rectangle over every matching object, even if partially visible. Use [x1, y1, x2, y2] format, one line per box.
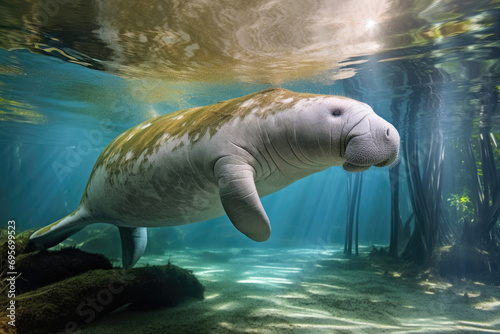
[80, 247, 500, 334]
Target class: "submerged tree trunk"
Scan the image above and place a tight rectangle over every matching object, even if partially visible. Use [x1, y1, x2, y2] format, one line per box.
[355, 173, 362, 255]
[389, 85, 404, 258]
[343, 61, 455, 263]
[344, 173, 363, 256]
[389, 162, 402, 257]
[461, 84, 500, 247]
[344, 174, 352, 255]
[400, 65, 453, 264]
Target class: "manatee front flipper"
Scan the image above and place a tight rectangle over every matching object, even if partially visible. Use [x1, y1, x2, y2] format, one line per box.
[118, 226, 148, 268]
[216, 158, 271, 242]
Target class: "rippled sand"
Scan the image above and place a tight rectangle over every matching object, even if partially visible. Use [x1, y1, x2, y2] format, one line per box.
[80, 247, 500, 333]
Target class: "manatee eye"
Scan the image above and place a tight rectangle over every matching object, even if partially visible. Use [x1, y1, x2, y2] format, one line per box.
[331, 108, 343, 117]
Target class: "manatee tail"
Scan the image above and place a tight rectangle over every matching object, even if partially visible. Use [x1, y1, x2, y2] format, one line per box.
[29, 206, 148, 268]
[28, 206, 94, 250]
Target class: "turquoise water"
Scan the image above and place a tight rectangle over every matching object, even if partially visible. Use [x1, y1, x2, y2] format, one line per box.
[1, 0, 499, 249]
[0, 47, 398, 248]
[1, 0, 499, 251]
[1, 1, 500, 332]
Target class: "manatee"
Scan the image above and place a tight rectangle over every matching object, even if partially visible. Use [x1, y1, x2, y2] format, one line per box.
[29, 88, 400, 267]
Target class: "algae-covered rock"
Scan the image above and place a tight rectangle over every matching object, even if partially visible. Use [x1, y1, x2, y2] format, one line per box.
[0, 228, 113, 295]
[0, 229, 204, 334]
[0, 227, 38, 255]
[12, 264, 204, 334]
[130, 264, 204, 310]
[15, 247, 113, 293]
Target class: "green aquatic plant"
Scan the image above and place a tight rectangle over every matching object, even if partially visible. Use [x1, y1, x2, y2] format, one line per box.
[459, 84, 500, 247]
[447, 191, 474, 223]
[369, 63, 455, 265]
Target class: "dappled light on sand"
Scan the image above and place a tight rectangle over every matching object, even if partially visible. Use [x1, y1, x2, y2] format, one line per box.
[1, 1, 500, 333]
[78, 247, 500, 333]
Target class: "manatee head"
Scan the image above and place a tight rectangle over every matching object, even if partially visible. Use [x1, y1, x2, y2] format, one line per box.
[291, 94, 400, 172]
[339, 100, 400, 172]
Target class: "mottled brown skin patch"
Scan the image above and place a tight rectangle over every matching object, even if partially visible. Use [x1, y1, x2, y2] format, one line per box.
[80, 88, 347, 204]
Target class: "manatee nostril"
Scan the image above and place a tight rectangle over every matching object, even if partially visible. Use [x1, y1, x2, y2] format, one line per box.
[386, 128, 390, 137]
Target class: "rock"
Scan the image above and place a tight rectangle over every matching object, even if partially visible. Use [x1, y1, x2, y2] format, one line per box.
[0, 229, 204, 334]
[434, 244, 500, 285]
[15, 247, 113, 293]
[12, 264, 204, 334]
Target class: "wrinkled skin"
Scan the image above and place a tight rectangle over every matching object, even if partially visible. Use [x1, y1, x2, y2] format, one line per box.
[287, 94, 399, 173]
[29, 89, 400, 267]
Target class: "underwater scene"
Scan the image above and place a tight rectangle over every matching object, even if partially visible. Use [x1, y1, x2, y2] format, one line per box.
[1, 0, 500, 333]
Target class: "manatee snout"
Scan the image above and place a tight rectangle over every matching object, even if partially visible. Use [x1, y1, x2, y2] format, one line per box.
[343, 115, 400, 172]
[373, 123, 400, 167]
